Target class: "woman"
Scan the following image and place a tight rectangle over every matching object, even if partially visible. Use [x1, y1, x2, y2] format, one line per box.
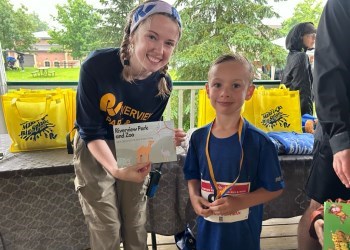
[281, 22, 316, 115]
[73, 1, 185, 249]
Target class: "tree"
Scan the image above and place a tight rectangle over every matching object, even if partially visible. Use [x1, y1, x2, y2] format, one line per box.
[280, 0, 323, 35]
[172, 0, 287, 81]
[97, 0, 140, 48]
[29, 13, 49, 32]
[0, 0, 37, 52]
[163, 0, 289, 129]
[0, 0, 17, 51]
[12, 6, 39, 52]
[49, 0, 102, 59]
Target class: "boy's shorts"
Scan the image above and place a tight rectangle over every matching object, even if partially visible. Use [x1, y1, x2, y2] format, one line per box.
[305, 131, 350, 203]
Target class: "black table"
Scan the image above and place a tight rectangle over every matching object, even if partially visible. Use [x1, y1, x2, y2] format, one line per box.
[0, 134, 313, 249]
[0, 134, 190, 249]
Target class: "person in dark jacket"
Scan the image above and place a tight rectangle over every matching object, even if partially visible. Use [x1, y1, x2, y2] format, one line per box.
[297, 1, 350, 249]
[17, 54, 24, 71]
[281, 22, 316, 115]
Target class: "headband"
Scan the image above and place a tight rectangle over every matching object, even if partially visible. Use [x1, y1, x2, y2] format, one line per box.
[130, 1, 182, 34]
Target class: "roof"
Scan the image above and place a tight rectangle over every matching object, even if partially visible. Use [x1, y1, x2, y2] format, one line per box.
[33, 31, 51, 39]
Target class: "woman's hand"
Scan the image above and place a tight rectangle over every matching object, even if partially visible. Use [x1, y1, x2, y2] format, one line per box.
[174, 128, 186, 146]
[113, 162, 151, 183]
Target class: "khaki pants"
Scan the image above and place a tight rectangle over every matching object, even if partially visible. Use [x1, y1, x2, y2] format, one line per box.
[73, 133, 148, 250]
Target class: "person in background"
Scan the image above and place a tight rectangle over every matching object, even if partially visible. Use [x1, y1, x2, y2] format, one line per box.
[274, 67, 284, 81]
[73, 1, 185, 249]
[17, 54, 24, 71]
[297, 1, 350, 249]
[281, 22, 316, 115]
[183, 54, 284, 250]
[307, 50, 315, 74]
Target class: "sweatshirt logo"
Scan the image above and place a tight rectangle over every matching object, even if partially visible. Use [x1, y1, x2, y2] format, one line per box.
[100, 93, 152, 125]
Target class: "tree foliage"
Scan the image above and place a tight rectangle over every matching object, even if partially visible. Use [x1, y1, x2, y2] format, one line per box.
[29, 13, 49, 32]
[280, 0, 323, 35]
[97, 0, 140, 48]
[49, 0, 102, 59]
[0, 0, 37, 52]
[172, 0, 287, 81]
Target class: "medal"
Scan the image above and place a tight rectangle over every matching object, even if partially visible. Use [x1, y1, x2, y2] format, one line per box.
[205, 116, 245, 200]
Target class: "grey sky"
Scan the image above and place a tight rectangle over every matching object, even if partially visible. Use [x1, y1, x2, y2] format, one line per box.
[11, 0, 327, 28]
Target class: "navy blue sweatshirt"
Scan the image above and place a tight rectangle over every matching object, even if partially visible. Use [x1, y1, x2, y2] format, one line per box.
[76, 48, 172, 143]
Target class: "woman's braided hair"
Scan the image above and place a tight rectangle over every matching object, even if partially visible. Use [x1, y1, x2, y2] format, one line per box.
[119, 1, 181, 97]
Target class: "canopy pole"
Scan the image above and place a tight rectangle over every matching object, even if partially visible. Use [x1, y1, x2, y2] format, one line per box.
[0, 42, 8, 133]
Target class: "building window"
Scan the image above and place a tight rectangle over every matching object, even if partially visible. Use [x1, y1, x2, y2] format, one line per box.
[44, 61, 50, 67]
[54, 61, 60, 68]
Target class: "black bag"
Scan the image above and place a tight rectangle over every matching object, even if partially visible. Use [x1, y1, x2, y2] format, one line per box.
[146, 167, 162, 198]
[174, 225, 196, 250]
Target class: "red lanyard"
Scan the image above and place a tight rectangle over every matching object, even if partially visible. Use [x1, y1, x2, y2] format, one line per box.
[205, 117, 244, 200]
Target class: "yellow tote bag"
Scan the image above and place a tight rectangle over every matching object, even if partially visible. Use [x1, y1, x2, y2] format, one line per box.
[59, 88, 76, 133]
[251, 85, 302, 132]
[197, 89, 255, 127]
[4, 88, 76, 136]
[241, 98, 255, 125]
[2, 93, 69, 152]
[197, 89, 216, 127]
[64, 88, 77, 141]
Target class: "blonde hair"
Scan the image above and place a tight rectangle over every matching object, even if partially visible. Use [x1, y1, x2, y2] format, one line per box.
[120, 1, 181, 97]
[209, 53, 254, 83]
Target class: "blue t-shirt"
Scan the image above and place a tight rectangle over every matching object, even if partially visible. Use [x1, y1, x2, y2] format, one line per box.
[76, 48, 172, 143]
[184, 120, 284, 250]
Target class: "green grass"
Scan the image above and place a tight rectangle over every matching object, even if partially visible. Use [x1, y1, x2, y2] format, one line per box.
[6, 67, 80, 82]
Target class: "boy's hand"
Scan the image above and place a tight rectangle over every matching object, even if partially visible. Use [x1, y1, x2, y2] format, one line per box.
[209, 196, 238, 216]
[190, 195, 213, 217]
[314, 219, 324, 247]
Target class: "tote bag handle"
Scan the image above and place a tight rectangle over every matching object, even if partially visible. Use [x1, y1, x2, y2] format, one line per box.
[11, 95, 53, 121]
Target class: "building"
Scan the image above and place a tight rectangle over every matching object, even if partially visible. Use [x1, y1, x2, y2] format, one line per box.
[7, 31, 79, 68]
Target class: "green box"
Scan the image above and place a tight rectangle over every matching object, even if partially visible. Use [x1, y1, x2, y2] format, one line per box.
[323, 201, 350, 250]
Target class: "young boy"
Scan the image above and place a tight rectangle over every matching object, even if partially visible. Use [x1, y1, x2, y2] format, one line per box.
[184, 54, 284, 250]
